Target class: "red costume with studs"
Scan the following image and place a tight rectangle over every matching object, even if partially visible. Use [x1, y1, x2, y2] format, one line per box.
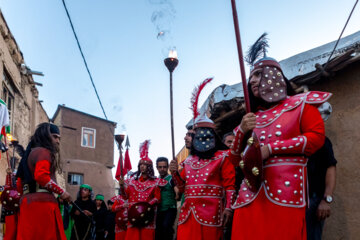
[175, 151, 236, 240]
[17, 147, 66, 240]
[229, 34, 331, 239]
[112, 194, 128, 240]
[231, 92, 329, 240]
[122, 140, 167, 240]
[173, 78, 236, 240]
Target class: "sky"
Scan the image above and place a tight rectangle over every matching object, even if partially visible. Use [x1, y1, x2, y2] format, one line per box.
[0, 0, 359, 176]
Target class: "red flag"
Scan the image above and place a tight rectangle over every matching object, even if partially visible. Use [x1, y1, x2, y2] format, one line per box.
[123, 148, 132, 175]
[115, 155, 123, 181]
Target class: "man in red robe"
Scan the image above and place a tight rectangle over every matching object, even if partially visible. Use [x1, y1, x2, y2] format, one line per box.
[16, 123, 72, 240]
[229, 34, 330, 240]
[170, 78, 236, 240]
[119, 140, 167, 240]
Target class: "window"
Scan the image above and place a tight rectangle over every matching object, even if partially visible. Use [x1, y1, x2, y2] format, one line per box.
[81, 127, 96, 148]
[67, 173, 84, 185]
[2, 69, 15, 129]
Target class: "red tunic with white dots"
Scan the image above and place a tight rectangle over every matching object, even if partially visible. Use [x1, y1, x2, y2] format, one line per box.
[123, 176, 166, 240]
[175, 150, 236, 240]
[230, 91, 330, 240]
[112, 195, 128, 240]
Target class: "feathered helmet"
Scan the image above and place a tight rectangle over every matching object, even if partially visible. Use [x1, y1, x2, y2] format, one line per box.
[191, 78, 215, 129]
[139, 140, 152, 164]
[246, 33, 287, 103]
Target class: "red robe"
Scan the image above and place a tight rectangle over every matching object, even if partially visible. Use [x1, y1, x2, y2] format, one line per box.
[123, 176, 166, 240]
[4, 214, 18, 240]
[230, 92, 329, 240]
[112, 195, 128, 240]
[174, 151, 236, 240]
[17, 147, 66, 240]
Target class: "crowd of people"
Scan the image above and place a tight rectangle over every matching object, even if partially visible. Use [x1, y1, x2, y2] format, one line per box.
[1, 35, 337, 240]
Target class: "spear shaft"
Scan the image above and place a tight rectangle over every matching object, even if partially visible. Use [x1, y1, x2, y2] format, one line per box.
[231, 0, 251, 113]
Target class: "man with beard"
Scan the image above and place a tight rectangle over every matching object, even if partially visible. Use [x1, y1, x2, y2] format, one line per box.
[230, 34, 330, 240]
[16, 122, 71, 240]
[169, 78, 236, 240]
[119, 140, 167, 240]
[71, 184, 96, 240]
[155, 157, 178, 240]
[184, 125, 194, 150]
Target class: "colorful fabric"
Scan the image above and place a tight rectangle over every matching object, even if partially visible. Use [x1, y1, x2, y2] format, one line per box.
[230, 92, 328, 240]
[177, 214, 222, 240]
[158, 175, 176, 212]
[4, 214, 17, 240]
[17, 193, 66, 240]
[231, 189, 306, 240]
[177, 151, 235, 227]
[115, 231, 127, 240]
[124, 176, 163, 230]
[59, 203, 74, 240]
[34, 160, 64, 195]
[125, 227, 154, 240]
[17, 147, 67, 240]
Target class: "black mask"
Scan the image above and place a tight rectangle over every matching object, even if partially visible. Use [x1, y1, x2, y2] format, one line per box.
[192, 127, 216, 153]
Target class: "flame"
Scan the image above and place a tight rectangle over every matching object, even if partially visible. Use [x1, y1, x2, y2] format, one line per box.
[168, 49, 178, 59]
[6, 134, 16, 142]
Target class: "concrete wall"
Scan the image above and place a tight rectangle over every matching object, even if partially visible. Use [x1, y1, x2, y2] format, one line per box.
[54, 106, 116, 201]
[310, 61, 360, 240]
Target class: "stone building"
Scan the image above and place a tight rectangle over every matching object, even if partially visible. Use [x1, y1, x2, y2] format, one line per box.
[0, 10, 50, 187]
[0, 10, 54, 237]
[52, 105, 117, 201]
[182, 30, 360, 240]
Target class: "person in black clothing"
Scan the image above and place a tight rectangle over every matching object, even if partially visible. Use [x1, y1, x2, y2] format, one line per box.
[104, 200, 115, 240]
[71, 184, 97, 240]
[306, 137, 337, 240]
[94, 194, 108, 240]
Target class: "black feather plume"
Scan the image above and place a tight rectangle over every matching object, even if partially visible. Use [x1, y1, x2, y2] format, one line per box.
[245, 33, 269, 65]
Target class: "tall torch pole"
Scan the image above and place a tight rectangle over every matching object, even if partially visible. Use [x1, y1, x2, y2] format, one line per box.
[231, 0, 251, 113]
[164, 50, 179, 160]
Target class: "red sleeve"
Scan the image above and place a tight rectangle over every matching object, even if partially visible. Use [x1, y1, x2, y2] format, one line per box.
[112, 201, 118, 212]
[221, 154, 236, 191]
[16, 177, 23, 194]
[300, 104, 325, 155]
[171, 169, 185, 193]
[34, 160, 64, 195]
[222, 153, 236, 209]
[268, 104, 325, 156]
[112, 196, 126, 212]
[149, 186, 161, 205]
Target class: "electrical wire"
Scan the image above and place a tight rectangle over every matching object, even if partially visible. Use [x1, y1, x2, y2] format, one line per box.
[61, 0, 108, 120]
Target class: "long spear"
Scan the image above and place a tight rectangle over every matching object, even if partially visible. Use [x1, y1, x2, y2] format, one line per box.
[230, 0, 263, 192]
[230, 0, 251, 113]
